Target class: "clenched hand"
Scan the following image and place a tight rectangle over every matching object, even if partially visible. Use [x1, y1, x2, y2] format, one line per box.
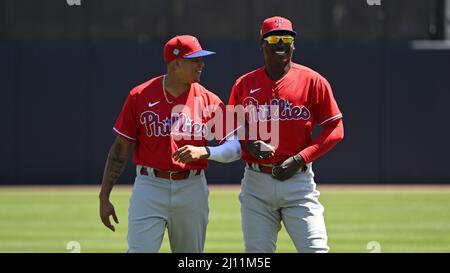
[272, 155, 307, 181]
[172, 145, 209, 163]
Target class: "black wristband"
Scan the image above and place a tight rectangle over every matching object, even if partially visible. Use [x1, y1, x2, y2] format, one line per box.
[205, 146, 211, 158]
[293, 154, 303, 165]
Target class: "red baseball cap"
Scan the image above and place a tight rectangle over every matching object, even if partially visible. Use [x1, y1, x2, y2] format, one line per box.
[164, 35, 215, 63]
[260, 16, 297, 40]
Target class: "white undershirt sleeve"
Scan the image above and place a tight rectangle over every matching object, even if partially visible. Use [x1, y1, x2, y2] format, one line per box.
[207, 135, 242, 163]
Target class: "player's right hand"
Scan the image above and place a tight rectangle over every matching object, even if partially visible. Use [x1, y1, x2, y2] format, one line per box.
[99, 199, 119, 232]
[245, 140, 275, 160]
[172, 145, 209, 163]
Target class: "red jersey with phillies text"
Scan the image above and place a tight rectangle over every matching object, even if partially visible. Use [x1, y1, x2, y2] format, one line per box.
[228, 63, 343, 164]
[113, 75, 224, 171]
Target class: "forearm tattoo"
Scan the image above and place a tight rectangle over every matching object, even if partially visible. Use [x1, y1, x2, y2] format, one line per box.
[101, 141, 129, 196]
[108, 142, 127, 181]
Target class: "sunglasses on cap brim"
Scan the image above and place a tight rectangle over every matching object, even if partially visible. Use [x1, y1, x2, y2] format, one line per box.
[263, 35, 295, 45]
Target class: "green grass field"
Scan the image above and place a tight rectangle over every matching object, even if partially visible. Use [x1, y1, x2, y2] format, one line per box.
[1, 185, 450, 253]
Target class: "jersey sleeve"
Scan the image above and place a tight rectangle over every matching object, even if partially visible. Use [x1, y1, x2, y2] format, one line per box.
[113, 92, 138, 141]
[299, 118, 344, 163]
[312, 76, 343, 127]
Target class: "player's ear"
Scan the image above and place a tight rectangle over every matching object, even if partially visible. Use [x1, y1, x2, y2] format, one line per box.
[166, 60, 176, 72]
[260, 42, 265, 51]
[172, 59, 182, 70]
[177, 59, 185, 68]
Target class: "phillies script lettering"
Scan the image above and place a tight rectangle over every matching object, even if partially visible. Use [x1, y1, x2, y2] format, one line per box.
[243, 97, 311, 122]
[140, 111, 209, 138]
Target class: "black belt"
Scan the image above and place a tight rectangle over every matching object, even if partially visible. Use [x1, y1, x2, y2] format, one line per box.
[247, 163, 308, 174]
[247, 163, 275, 175]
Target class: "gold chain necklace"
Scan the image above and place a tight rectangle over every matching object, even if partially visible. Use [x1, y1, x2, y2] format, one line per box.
[162, 75, 174, 104]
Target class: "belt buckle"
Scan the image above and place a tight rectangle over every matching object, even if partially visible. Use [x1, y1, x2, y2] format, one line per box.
[169, 171, 177, 181]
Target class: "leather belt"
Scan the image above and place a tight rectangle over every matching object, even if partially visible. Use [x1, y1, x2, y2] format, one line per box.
[247, 163, 275, 175]
[140, 166, 201, 180]
[247, 163, 308, 175]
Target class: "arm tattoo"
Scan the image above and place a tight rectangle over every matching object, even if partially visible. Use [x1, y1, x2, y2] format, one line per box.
[107, 142, 127, 181]
[100, 140, 130, 198]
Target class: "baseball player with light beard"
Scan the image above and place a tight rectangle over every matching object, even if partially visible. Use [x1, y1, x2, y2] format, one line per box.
[98, 35, 240, 253]
[227, 16, 344, 253]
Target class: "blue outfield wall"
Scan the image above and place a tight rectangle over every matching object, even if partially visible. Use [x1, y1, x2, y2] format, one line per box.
[1, 41, 449, 185]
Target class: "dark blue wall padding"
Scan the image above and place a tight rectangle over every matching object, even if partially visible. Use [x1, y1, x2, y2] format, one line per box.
[1, 41, 449, 184]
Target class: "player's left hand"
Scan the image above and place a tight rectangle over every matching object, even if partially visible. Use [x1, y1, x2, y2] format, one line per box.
[272, 155, 307, 181]
[172, 145, 209, 163]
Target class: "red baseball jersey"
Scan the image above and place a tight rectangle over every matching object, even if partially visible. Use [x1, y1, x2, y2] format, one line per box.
[113, 75, 225, 171]
[228, 63, 343, 164]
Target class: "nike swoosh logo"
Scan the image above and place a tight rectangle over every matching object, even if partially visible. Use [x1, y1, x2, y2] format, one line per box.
[148, 101, 160, 107]
[249, 88, 261, 94]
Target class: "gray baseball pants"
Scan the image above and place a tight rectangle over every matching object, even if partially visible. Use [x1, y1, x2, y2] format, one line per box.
[127, 166, 209, 253]
[240, 163, 329, 253]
